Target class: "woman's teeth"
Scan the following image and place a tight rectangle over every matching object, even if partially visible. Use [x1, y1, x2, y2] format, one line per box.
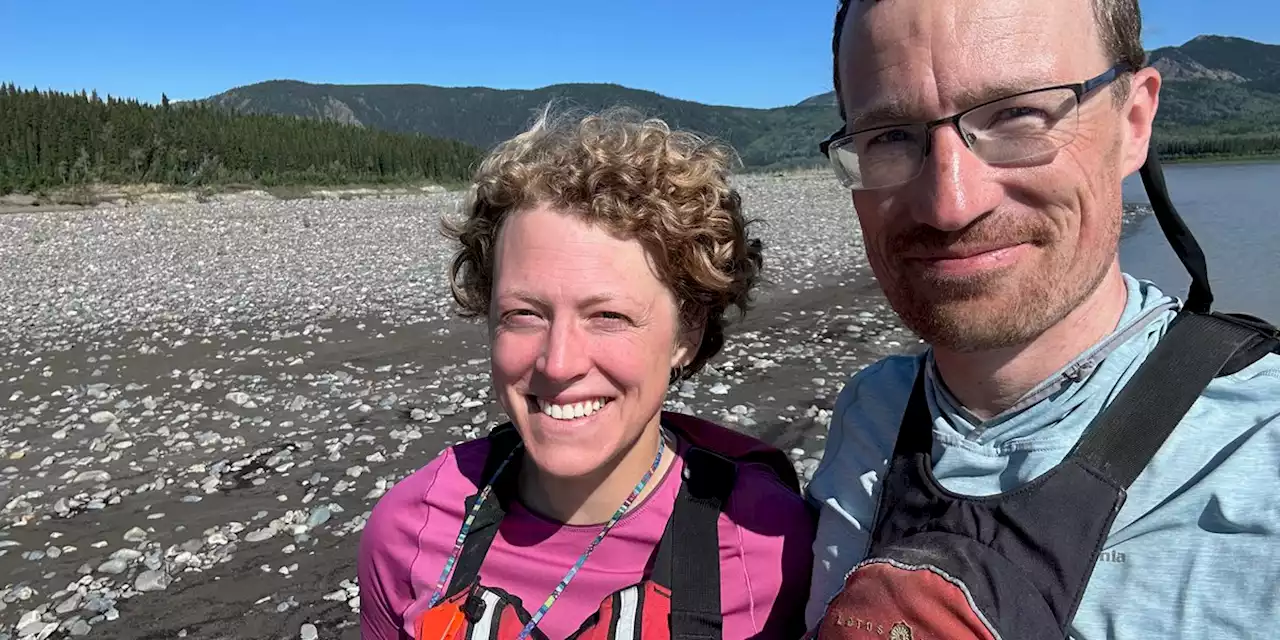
[536, 398, 609, 420]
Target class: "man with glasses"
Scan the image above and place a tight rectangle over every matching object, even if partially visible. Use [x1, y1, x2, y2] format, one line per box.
[803, 0, 1280, 638]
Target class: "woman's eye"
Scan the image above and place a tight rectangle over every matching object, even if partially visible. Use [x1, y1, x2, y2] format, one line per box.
[595, 311, 631, 325]
[501, 309, 540, 324]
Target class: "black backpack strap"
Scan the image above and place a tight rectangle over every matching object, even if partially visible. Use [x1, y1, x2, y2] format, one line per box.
[1140, 147, 1214, 313]
[1069, 312, 1268, 490]
[443, 423, 524, 600]
[652, 446, 738, 639]
[1214, 312, 1280, 376]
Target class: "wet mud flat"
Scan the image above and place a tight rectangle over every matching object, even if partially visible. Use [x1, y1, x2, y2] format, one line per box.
[0, 173, 922, 639]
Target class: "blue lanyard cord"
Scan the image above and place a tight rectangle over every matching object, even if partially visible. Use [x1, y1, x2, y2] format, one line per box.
[427, 431, 669, 640]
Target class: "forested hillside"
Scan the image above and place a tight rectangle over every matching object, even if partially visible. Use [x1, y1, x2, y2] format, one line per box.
[0, 84, 483, 196]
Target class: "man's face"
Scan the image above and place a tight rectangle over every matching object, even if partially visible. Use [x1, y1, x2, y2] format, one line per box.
[836, 0, 1156, 352]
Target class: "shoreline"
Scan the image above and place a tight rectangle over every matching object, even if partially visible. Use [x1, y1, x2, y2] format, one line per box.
[5, 153, 1277, 216]
[1159, 153, 1280, 166]
[0, 183, 461, 216]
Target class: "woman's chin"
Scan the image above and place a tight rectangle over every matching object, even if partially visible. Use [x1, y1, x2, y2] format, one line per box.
[514, 404, 605, 471]
[526, 450, 610, 480]
[519, 421, 617, 480]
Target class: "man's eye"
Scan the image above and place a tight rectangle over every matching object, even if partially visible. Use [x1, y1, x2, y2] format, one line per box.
[868, 128, 917, 146]
[991, 106, 1049, 124]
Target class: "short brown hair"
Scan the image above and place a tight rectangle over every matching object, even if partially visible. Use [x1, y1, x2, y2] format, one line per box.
[442, 105, 763, 381]
[1093, 0, 1147, 102]
[829, 0, 1147, 115]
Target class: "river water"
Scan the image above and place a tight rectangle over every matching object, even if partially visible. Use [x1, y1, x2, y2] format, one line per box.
[1120, 161, 1280, 322]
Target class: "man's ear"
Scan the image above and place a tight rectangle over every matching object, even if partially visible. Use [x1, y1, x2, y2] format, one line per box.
[1122, 66, 1162, 176]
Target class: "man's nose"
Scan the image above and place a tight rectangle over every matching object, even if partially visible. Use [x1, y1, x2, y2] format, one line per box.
[536, 318, 591, 383]
[910, 125, 1002, 230]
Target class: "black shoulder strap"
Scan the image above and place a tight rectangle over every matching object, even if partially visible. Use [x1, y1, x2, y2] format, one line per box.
[1069, 312, 1268, 490]
[443, 423, 523, 600]
[890, 364, 933, 461]
[1215, 312, 1280, 376]
[1140, 147, 1214, 313]
[653, 446, 738, 640]
[1140, 147, 1280, 349]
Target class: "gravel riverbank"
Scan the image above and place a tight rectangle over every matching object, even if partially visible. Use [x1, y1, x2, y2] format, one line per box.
[0, 172, 1149, 639]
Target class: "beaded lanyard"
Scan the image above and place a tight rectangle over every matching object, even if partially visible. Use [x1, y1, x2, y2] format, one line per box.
[426, 433, 667, 640]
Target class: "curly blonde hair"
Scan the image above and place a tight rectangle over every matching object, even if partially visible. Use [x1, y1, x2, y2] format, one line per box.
[442, 105, 763, 381]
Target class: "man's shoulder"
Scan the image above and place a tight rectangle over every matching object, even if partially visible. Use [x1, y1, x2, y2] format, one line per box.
[1222, 347, 1280, 380]
[1200, 347, 1280, 420]
[832, 352, 925, 423]
[805, 353, 924, 502]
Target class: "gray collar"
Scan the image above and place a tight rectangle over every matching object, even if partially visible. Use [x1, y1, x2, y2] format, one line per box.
[926, 298, 1182, 425]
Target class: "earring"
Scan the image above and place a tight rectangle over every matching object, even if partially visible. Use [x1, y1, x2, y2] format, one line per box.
[669, 364, 685, 385]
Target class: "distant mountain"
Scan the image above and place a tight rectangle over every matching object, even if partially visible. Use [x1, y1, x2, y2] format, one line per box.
[201, 34, 1280, 168]
[202, 81, 838, 171]
[1151, 35, 1280, 90]
[793, 93, 838, 109]
[1146, 35, 1280, 134]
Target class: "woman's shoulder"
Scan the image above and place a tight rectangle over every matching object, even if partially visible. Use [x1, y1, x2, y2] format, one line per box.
[363, 437, 495, 543]
[664, 415, 815, 637]
[663, 411, 814, 532]
[358, 436, 503, 634]
[722, 454, 815, 540]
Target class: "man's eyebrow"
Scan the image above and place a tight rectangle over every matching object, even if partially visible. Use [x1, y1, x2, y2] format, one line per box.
[847, 79, 1050, 131]
[953, 79, 1050, 108]
[847, 100, 918, 131]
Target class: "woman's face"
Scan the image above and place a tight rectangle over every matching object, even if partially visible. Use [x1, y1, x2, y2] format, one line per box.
[488, 203, 695, 480]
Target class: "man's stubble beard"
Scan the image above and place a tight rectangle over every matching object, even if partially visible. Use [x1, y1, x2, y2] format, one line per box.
[872, 210, 1121, 354]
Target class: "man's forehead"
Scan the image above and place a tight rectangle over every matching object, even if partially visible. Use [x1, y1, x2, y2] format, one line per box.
[844, 73, 1058, 130]
[838, 0, 1097, 47]
[837, 0, 1101, 125]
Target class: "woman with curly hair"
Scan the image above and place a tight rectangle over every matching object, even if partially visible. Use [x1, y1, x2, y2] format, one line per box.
[359, 106, 815, 640]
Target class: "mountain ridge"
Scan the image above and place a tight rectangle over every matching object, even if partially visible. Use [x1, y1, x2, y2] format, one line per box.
[200, 34, 1280, 168]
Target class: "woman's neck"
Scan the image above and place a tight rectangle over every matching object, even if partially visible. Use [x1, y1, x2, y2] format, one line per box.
[518, 426, 675, 526]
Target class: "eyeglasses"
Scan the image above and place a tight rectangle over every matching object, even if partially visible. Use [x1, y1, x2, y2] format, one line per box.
[819, 63, 1134, 191]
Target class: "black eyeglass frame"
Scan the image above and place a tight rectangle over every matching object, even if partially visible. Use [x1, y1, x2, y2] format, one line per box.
[817, 61, 1137, 169]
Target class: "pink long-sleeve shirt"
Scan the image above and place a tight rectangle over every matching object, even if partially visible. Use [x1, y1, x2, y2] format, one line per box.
[359, 433, 815, 639]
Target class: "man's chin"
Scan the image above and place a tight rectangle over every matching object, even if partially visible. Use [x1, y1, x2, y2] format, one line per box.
[902, 258, 1023, 297]
[889, 279, 1050, 352]
[891, 278, 1003, 319]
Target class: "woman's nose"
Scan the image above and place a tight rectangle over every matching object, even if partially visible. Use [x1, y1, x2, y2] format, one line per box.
[535, 319, 591, 383]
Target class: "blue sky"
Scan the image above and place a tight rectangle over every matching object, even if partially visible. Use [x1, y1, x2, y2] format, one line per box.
[2, 0, 1276, 108]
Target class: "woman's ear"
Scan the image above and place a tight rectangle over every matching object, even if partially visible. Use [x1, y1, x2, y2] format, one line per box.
[671, 319, 704, 370]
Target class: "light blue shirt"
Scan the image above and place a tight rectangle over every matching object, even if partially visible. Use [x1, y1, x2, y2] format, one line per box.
[804, 274, 1280, 639]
